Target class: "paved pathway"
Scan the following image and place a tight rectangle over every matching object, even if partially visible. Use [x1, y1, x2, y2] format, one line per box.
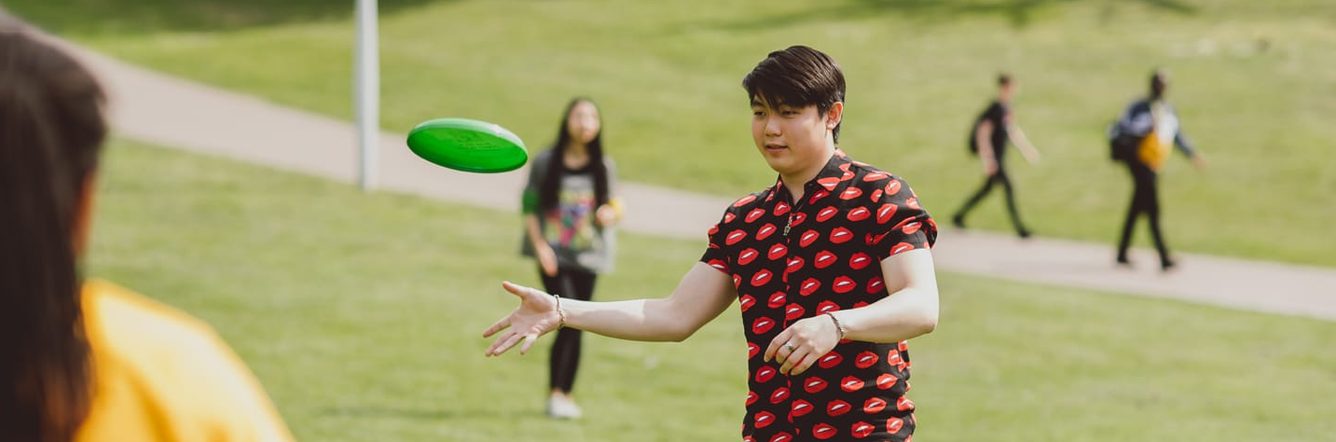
[63, 43, 1336, 321]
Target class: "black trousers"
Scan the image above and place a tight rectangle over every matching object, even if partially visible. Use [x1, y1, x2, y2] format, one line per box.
[1117, 161, 1171, 265]
[954, 167, 1029, 235]
[539, 266, 598, 393]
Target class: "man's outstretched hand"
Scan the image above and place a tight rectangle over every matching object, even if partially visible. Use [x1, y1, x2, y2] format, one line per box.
[482, 281, 562, 357]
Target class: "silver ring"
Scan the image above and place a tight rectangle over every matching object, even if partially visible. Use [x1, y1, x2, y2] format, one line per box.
[784, 343, 796, 352]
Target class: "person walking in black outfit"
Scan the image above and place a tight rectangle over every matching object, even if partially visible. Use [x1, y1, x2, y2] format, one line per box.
[952, 73, 1041, 238]
[1109, 69, 1206, 271]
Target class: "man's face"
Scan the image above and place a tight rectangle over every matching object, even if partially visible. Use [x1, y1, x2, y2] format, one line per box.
[751, 99, 837, 177]
[1151, 76, 1168, 98]
[999, 82, 1016, 102]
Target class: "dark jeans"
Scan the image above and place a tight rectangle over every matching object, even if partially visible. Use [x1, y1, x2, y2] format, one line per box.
[954, 167, 1029, 235]
[1117, 161, 1171, 266]
[539, 266, 598, 393]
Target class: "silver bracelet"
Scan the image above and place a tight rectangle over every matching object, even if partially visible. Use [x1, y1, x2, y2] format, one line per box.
[551, 293, 566, 329]
[825, 312, 847, 341]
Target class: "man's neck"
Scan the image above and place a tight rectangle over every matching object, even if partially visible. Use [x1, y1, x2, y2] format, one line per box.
[780, 146, 836, 202]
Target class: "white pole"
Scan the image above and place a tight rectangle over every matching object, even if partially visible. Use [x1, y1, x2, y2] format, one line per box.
[355, 0, 380, 191]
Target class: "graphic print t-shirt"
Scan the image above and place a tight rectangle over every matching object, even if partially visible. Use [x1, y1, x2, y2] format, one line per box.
[521, 150, 616, 273]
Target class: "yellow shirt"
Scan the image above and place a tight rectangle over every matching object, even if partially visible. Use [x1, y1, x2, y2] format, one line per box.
[75, 280, 294, 442]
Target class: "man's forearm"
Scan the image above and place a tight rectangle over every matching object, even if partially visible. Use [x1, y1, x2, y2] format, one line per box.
[561, 297, 695, 342]
[828, 287, 938, 344]
[1010, 125, 1039, 156]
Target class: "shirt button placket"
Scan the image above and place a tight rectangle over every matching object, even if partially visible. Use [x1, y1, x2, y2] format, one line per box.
[778, 182, 813, 428]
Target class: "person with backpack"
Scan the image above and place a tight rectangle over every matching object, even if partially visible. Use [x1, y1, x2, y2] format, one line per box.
[951, 73, 1041, 238]
[1107, 69, 1207, 271]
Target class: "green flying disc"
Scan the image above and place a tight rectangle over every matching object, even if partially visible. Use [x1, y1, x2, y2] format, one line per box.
[406, 118, 528, 173]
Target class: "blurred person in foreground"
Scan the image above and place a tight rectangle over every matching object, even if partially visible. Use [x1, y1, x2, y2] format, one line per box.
[1107, 69, 1207, 271]
[0, 13, 293, 442]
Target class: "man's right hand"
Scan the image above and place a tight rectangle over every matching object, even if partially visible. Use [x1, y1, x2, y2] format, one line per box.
[482, 281, 562, 357]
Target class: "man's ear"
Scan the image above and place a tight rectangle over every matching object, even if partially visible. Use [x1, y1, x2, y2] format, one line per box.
[825, 102, 844, 131]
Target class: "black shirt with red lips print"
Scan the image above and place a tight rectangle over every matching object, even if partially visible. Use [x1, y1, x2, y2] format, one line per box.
[700, 150, 937, 442]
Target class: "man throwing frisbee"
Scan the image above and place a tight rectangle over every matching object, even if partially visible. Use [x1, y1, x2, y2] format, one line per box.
[483, 46, 940, 441]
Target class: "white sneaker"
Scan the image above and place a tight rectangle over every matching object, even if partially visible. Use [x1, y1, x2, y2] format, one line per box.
[546, 395, 583, 420]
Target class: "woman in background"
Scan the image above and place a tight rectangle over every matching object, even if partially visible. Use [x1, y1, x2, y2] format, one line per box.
[520, 97, 622, 419]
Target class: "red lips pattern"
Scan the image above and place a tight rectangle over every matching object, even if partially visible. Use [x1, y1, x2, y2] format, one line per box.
[864, 397, 888, 414]
[803, 376, 829, 394]
[855, 351, 880, 369]
[770, 387, 791, 404]
[830, 227, 854, 244]
[756, 366, 778, 383]
[752, 316, 775, 335]
[755, 410, 777, 429]
[852, 421, 876, 438]
[751, 269, 774, 287]
[784, 303, 805, 321]
[826, 399, 853, 417]
[832, 276, 857, 294]
[739, 295, 756, 312]
[757, 223, 778, 241]
[849, 252, 872, 270]
[817, 352, 843, 369]
[876, 373, 898, 390]
[747, 207, 768, 224]
[812, 423, 838, 440]
[840, 376, 866, 393]
[791, 399, 815, 417]
[799, 230, 820, 248]
[847, 206, 871, 222]
[816, 206, 839, 223]
[738, 248, 760, 266]
[699, 152, 930, 441]
[814, 250, 838, 269]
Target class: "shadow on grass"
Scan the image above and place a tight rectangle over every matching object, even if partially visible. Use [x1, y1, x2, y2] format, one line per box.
[672, 0, 1198, 32]
[3, 0, 461, 36]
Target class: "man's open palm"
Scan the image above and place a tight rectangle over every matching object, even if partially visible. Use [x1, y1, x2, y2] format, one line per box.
[482, 281, 561, 357]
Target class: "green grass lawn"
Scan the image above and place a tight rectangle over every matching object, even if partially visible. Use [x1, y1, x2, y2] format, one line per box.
[9, 0, 1336, 267]
[87, 139, 1335, 441]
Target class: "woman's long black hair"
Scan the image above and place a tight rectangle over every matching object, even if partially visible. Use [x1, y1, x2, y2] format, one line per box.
[0, 14, 107, 442]
[538, 97, 609, 213]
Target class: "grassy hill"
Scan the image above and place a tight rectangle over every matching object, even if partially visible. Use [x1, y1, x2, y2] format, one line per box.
[8, 0, 1334, 267]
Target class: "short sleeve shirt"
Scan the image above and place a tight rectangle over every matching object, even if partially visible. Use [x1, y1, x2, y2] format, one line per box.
[976, 100, 1011, 160]
[700, 151, 937, 442]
